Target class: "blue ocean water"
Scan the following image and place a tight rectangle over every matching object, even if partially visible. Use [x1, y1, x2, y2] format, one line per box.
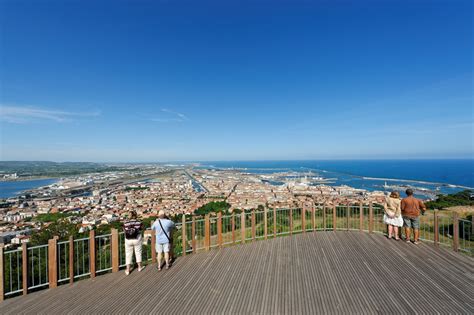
[199, 160, 474, 196]
[0, 179, 58, 199]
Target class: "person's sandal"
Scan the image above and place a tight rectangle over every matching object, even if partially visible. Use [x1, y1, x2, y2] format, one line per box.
[125, 270, 130, 276]
[413, 241, 420, 245]
[165, 265, 170, 270]
[138, 266, 144, 272]
[157, 265, 161, 271]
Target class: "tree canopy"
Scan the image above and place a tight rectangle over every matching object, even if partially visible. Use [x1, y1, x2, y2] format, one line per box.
[426, 190, 474, 210]
[194, 201, 231, 215]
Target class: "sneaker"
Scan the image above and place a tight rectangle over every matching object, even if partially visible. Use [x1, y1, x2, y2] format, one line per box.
[413, 241, 420, 245]
[138, 266, 144, 272]
[125, 270, 130, 276]
[165, 264, 170, 270]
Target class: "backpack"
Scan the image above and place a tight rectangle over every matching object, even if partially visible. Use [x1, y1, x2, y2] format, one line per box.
[124, 221, 140, 239]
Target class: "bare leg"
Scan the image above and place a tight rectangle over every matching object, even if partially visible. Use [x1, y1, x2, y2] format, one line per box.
[165, 252, 170, 268]
[388, 225, 393, 238]
[414, 229, 420, 244]
[405, 228, 411, 242]
[394, 226, 399, 239]
[157, 252, 162, 270]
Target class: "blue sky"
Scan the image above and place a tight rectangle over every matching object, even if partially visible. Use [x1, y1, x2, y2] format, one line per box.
[0, 0, 472, 162]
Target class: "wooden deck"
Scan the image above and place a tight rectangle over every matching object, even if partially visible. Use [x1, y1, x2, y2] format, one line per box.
[1, 232, 473, 314]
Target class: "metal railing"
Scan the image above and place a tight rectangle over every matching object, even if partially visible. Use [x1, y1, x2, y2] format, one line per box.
[1, 204, 472, 301]
[27, 244, 49, 290]
[3, 248, 22, 297]
[458, 218, 473, 254]
[95, 234, 112, 274]
[73, 237, 90, 279]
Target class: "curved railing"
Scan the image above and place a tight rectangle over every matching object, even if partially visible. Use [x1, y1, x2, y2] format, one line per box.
[1, 203, 472, 300]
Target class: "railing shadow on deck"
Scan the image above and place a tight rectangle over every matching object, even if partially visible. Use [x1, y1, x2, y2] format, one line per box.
[0, 202, 472, 301]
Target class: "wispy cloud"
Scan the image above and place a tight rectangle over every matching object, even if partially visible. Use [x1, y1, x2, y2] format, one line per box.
[0, 105, 101, 123]
[150, 108, 189, 123]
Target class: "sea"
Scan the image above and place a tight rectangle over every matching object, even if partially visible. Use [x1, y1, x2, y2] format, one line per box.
[0, 178, 58, 199]
[0, 160, 472, 199]
[197, 159, 474, 198]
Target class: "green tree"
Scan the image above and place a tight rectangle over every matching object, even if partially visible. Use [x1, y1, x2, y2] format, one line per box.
[194, 201, 231, 216]
[426, 190, 474, 210]
[30, 220, 82, 245]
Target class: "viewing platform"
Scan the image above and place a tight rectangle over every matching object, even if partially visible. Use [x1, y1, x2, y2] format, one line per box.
[1, 232, 473, 314]
[1, 205, 473, 313]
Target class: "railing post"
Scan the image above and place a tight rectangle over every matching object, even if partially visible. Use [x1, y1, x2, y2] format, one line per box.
[302, 205, 306, 233]
[369, 202, 374, 234]
[22, 243, 27, 295]
[251, 210, 256, 241]
[111, 228, 119, 272]
[346, 204, 350, 231]
[289, 208, 293, 235]
[323, 203, 327, 231]
[333, 205, 337, 232]
[273, 208, 277, 237]
[48, 238, 58, 288]
[231, 213, 235, 244]
[69, 236, 74, 284]
[89, 230, 96, 278]
[433, 210, 439, 247]
[0, 244, 4, 301]
[191, 217, 196, 253]
[217, 212, 222, 248]
[264, 207, 268, 240]
[471, 213, 474, 249]
[311, 204, 315, 231]
[453, 212, 459, 252]
[205, 214, 210, 251]
[241, 211, 246, 244]
[182, 216, 187, 255]
[359, 201, 363, 232]
[21, 243, 28, 295]
[151, 231, 157, 262]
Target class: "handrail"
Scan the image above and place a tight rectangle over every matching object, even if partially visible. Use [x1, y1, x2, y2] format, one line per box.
[1, 203, 472, 301]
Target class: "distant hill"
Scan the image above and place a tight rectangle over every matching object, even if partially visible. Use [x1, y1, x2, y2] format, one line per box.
[0, 161, 117, 178]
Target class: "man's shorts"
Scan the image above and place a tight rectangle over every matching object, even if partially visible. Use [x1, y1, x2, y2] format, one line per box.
[156, 242, 170, 254]
[403, 216, 420, 229]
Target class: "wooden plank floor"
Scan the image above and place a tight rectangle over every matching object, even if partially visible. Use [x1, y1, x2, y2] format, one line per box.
[1, 232, 473, 314]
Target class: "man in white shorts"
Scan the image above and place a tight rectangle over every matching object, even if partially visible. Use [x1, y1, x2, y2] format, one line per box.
[151, 210, 175, 270]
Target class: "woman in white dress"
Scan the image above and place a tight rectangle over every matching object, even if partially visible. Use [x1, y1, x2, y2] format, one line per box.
[384, 191, 403, 240]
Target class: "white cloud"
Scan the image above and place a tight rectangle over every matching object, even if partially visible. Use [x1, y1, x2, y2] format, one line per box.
[150, 108, 189, 123]
[0, 105, 101, 123]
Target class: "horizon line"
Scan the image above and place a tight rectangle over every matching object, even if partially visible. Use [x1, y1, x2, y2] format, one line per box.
[1, 157, 474, 164]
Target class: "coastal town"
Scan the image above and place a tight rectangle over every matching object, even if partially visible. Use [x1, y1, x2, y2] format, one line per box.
[0, 166, 390, 247]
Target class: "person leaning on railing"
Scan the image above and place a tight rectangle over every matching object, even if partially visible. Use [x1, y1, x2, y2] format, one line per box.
[401, 189, 427, 245]
[151, 210, 175, 270]
[384, 191, 403, 240]
[123, 210, 144, 275]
